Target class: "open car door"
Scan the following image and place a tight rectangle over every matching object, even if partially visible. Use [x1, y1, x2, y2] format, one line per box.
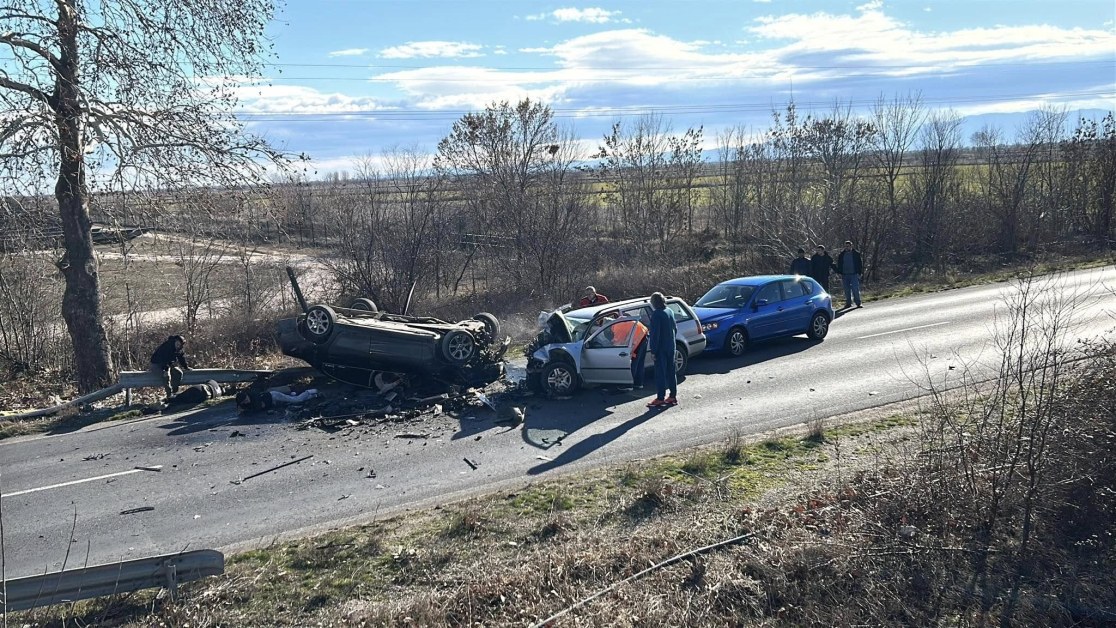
[580, 317, 638, 385]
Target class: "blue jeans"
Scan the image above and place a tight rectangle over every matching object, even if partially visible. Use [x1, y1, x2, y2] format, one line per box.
[653, 348, 677, 400]
[631, 340, 647, 387]
[843, 274, 862, 307]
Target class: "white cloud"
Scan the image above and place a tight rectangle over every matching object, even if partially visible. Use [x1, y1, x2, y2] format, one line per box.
[380, 41, 484, 59]
[328, 48, 369, 58]
[527, 7, 627, 24]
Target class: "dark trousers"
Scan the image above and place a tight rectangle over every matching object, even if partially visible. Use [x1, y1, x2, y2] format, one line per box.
[653, 348, 677, 400]
[149, 363, 183, 396]
[631, 341, 647, 387]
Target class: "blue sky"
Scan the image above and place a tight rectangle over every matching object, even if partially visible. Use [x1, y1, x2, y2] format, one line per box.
[236, 0, 1116, 174]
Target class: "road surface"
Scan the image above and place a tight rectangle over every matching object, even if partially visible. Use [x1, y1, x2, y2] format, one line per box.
[2, 267, 1113, 578]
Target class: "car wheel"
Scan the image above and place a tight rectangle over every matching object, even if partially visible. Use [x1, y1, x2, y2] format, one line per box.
[807, 312, 830, 341]
[542, 361, 579, 397]
[725, 327, 748, 357]
[441, 329, 477, 364]
[472, 312, 502, 342]
[303, 305, 336, 344]
[674, 342, 689, 377]
[349, 297, 378, 312]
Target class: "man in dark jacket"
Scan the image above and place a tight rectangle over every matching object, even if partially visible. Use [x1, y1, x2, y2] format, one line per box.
[836, 240, 864, 309]
[647, 292, 678, 407]
[790, 248, 811, 276]
[810, 245, 835, 293]
[166, 380, 222, 406]
[149, 334, 190, 398]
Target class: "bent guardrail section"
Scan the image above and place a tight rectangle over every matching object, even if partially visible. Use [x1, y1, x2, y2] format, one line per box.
[2, 549, 224, 612]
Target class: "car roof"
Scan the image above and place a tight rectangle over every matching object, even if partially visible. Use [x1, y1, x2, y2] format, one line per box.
[718, 274, 806, 287]
[567, 295, 685, 319]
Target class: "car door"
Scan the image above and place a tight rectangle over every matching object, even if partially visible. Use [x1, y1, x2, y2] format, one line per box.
[580, 318, 637, 384]
[779, 278, 813, 333]
[749, 281, 785, 339]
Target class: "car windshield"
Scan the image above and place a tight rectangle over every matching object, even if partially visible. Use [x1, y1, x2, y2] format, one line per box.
[566, 314, 594, 340]
[696, 284, 755, 308]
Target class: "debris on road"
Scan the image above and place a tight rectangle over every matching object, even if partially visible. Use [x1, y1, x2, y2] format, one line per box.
[463, 457, 478, 470]
[231, 455, 313, 485]
[134, 465, 163, 472]
[82, 453, 109, 461]
[120, 506, 154, 515]
[394, 433, 429, 439]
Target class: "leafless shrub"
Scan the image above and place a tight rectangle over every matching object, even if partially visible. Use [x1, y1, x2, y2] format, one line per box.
[0, 250, 68, 374]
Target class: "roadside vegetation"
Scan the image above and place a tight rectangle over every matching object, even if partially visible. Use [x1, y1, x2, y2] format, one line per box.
[12, 275, 1115, 626]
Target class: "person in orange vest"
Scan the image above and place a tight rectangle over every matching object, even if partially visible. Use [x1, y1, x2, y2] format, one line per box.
[606, 317, 649, 390]
[630, 319, 649, 389]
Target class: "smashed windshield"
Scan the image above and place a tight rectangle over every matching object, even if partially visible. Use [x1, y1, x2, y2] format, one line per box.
[696, 284, 755, 308]
[566, 314, 594, 341]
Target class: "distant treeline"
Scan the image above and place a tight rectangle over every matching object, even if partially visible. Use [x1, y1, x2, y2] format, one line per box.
[4, 99, 1114, 311]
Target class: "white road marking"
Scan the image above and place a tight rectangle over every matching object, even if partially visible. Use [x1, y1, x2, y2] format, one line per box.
[857, 321, 952, 340]
[1, 466, 161, 498]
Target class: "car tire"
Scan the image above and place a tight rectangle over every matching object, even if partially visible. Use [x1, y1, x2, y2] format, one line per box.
[472, 312, 502, 342]
[304, 305, 336, 344]
[807, 311, 830, 341]
[725, 327, 748, 357]
[542, 361, 579, 397]
[349, 297, 378, 312]
[441, 329, 477, 364]
[674, 342, 689, 377]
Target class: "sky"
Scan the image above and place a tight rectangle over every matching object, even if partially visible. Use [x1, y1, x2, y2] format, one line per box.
[237, 0, 1116, 175]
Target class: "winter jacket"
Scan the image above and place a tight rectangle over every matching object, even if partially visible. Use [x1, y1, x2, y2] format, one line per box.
[810, 253, 834, 283]
[790, 257, 811, 276]
[150, 335, 189, 369]
[648, 307, 677, 356]
[578, 293, 610, 308]
[836, 249, 864, 275]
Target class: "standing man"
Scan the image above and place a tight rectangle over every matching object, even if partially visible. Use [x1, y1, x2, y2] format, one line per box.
[836, 240, 864, 309]
[810, 245, 835, 293]
[790, 248, 811, 276]
[149, 334, 191, 399]
[647, 292, 678, 407]
[578, 285, 609, 308]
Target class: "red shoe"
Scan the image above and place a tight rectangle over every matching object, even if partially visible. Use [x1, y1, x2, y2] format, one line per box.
[647, 398, 667, 408]
[664, 396, 679, 406]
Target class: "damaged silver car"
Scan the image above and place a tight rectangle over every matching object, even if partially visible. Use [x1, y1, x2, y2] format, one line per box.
[525, 296, 707, 396]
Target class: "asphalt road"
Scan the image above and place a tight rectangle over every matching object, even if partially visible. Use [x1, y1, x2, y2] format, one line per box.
[2, 267, 1114, 579]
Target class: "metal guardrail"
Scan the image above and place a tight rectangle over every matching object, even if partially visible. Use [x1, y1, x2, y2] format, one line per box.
[2, 549, 224, 612]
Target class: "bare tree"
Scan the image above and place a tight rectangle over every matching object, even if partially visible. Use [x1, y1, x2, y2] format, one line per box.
[866, 93, 924, 278]
[0, 0, 284, 391]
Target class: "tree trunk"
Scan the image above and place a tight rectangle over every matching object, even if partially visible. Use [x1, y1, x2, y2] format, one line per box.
[54, 1, 114, 392]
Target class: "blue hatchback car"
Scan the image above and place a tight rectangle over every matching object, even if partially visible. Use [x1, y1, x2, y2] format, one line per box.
[692, 275, 834, 356]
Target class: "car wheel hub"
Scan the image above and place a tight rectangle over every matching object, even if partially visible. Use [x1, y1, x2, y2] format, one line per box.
[307, 311, 330, 335]
[674, 350, 684, 372]
[730, 332, 745, 354]
[447, 334, 474, 361]
[548, 367, 571, 392]
[813, 316, 828, 337]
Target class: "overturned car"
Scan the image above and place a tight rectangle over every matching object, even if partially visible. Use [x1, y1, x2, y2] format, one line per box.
[277, 268, 510, 388]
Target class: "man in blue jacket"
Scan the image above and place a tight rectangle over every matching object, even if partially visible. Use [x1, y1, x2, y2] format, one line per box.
[647, 292, 678, 407]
